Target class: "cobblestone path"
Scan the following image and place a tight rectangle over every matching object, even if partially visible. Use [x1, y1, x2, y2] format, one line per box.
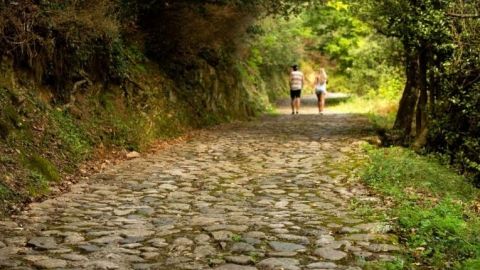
[0, 97, 400, 270]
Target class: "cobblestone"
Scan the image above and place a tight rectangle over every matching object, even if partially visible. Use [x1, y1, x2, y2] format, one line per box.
[0, 99, 400, 269]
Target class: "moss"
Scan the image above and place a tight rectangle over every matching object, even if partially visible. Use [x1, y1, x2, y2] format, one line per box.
[24, 154, 60, 183]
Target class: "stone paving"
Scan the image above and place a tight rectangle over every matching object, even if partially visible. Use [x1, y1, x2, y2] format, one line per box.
[0, 97, 400, 269]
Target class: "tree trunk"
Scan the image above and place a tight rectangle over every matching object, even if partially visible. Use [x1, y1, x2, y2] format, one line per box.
[393, 49, 420, 140]
[415, 47, 429, 137]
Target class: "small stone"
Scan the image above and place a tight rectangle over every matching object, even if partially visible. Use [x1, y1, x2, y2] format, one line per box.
[267, 251, 297, 257]
[61, 254, 88, 261]
[191, 216, 222, 226]
[165, 256, 191, 265]
[269, 241, 306, 252]
[4, 236, 27, 247]
[27, 237, 58, 250]
[195, 234, 211, 243]
[133, 263, 162, 270]
[243, 232, 266, 239]
[114, 209, 137, 216]
[120, 237, 146, 244]
[257, 258, 300, 270]
[316, 235, 335, 246]
[244, 237, 262, 245]
[48, 248, 72, 254]
[158, 184, 178, 191]
[214, 264, 257, 270]
[33, 258, 67, 269]
[231, 242, 256, 253]
[354, 223, 392, 233]
[194, 245, 216, 258]
[120, 229, 155, 238]
[314, 247, 348, 261]
[0, 241, 6, 248]
[277, 234, 309, 244]
[306, 262, 337, 269]
[90, 235, 123, 245]
[126, 151, 141, 159]
[353, 250, 373, 258]
[173, 237, 194, 246]
[141, 252, 159, 260]
[87, 260, 120, 269]
[122, 243, 143, 249]
[225, 255, 254, 265]
[339, 227, 361, 234]
[148, 238, 168, 248]
[78, 244, 100, 253]
[63, 233, 85, 244]
[136, 208, 155, 216]
[366, 244, 400, 252]
[212, 231, 234, 241]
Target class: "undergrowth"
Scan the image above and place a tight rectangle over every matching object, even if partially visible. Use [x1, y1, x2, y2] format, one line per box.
[361, 146, 480, 269]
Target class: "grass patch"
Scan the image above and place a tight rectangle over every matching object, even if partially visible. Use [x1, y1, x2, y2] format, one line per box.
[0, 182, 14, 201]
[361, 146, 480, 269]
[24, 154, 60, 183]
[330, 96, 398, 130]
[231, 234, 243, 242]
[26, 171, 50, 196]
[50, 110, 92, 161]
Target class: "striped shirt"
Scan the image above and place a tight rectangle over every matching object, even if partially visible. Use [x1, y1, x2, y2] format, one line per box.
[290, 71, 304, 90]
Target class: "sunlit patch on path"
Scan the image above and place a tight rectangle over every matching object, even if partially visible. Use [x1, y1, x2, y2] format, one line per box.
[0, 97, 400, 270]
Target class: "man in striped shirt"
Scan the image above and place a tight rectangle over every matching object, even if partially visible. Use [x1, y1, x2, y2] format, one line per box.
[290, 64, 304, 114]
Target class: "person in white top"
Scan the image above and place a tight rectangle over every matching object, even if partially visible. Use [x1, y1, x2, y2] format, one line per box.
[289, 65, 304, 115]
[314, 68, 328, 114]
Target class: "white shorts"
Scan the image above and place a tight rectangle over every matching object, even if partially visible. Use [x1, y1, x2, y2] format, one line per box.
[315, 85, 327, 95]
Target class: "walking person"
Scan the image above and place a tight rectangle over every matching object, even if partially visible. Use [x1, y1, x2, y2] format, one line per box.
[314, 68, 328, 114]
[290, 64, 304, 115]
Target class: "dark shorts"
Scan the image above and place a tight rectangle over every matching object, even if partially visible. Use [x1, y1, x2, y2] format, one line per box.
[290, 89, 302, 99]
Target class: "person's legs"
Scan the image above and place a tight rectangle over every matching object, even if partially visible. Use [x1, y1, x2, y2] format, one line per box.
[290, 91, 295, 114]
[316, 92, 322, 112]
[320, 92, 326, 112]
[295, 97, 301, 113]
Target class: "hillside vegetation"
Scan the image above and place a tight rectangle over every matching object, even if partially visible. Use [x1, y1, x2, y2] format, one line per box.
[0, 0, 295, 213]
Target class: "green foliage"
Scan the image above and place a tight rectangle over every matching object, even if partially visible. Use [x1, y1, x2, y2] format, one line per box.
[305, 1, 370, 71]
[247, 16, 309, 70]
[364, 259, 404, 270]
[352, 0, 479, 183]
[231, 234, 243, 242]
[303, 1, 404, 98]
[24, 154, 60, 183]
[363, 147, 478, 201]
[50, 110, 92, 161]
[0, 183, 14, 201]
[26, 171, 51, 197]
[362, 146, 480, 269]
